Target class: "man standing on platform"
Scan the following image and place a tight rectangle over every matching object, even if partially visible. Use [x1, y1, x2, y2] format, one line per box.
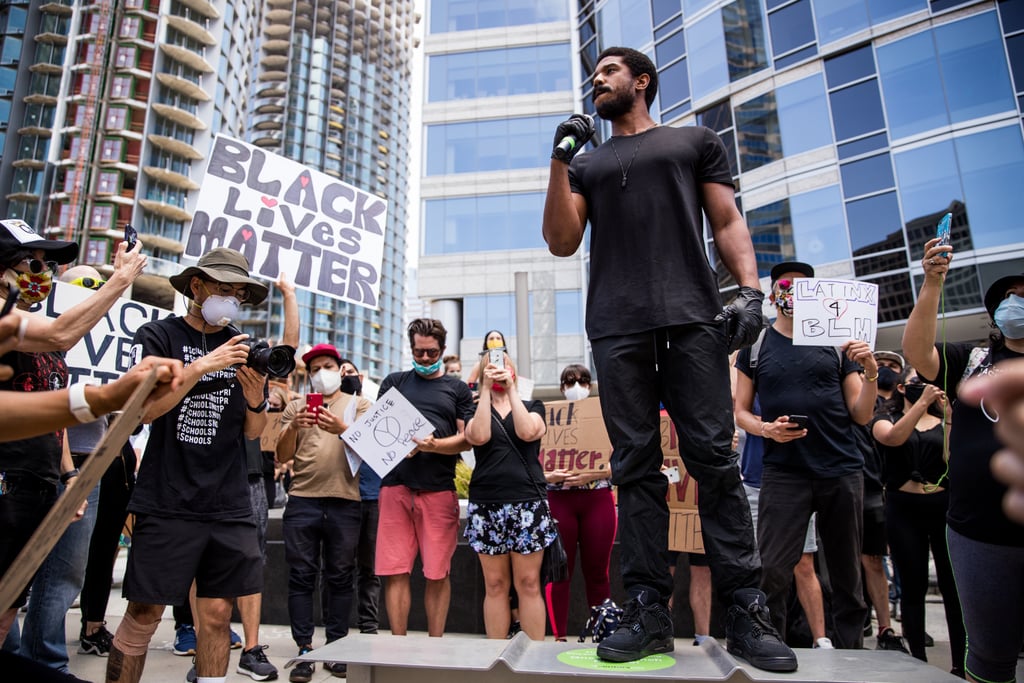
[542, 47, 796, 672]
[375, 319, 474, 637]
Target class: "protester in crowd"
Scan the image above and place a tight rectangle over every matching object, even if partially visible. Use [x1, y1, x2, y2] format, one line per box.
[902, 238, 1024, 683]
[872, 371, 964, 672]
[543, 47, 794, 671]
[0, 220, 145, 652]
[544, 364, 616, 642]
[338, 358, 383, 635]
[739, 396, 832, 650]
[464, 352, 554, 640]
[275, 343, 370, 681]
[8, 268, 113, 673]
[376, 318, 475, 637]
[961, 357, 1024, 525]
[105, 247, 273, 683]
[443, 355, 462, 379]
[465, 330, 506, 389]
[734, 261, 877, 649]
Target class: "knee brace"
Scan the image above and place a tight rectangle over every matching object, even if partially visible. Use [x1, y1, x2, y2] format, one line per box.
[112, 612, 160, 656]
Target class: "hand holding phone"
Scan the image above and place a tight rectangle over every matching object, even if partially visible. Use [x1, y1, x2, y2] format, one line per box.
[306, 392, 323, 417]
[124, 223, 138, 251]
[488, 347, 505, 369]
[787, 414, 809, 430]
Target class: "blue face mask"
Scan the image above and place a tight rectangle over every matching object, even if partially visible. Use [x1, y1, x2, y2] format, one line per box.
[994, 293, 1024, 340]
[412, 358, 443, 376]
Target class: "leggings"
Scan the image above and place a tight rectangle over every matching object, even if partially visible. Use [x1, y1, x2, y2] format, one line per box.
[544, 487, 616, 640]
[947, 526, 1024, 682]
[885, 490, 964, 667]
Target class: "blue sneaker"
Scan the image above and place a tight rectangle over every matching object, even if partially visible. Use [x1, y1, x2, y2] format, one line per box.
[230, 628, 243, 649]
[174, 624, 196, 656]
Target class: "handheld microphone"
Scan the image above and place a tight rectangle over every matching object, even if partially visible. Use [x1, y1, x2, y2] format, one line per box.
[553, 114, 595, 161]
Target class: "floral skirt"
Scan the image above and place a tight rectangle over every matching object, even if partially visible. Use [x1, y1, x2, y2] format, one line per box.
[464, 499, 558, 556]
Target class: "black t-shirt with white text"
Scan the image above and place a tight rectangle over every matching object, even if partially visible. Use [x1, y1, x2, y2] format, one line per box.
[128, 317, 254, 521]
[921, 342, 1024, 547]
[378, 370, 475, 492]
[468, 400, 547, 505]
[569, 125, 734, 340]
[0, 350, 66, 484]
[736, 327, 863, 478]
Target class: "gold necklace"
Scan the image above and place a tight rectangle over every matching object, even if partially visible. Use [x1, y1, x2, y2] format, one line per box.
[609, 125, 657, 189]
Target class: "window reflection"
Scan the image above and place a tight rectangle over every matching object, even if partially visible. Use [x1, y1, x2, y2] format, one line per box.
[768, 0, 816, 58]
[865, 272, 914, 323]
[830, 79, 885, 141]
[429, 0, 568, 33]
[425, 115, 563, 175]
[913, 264, 982, 313]
[735, 91, 781, 172]
[840, 153, 894, 199]
[688, 11, 728, 100]
[428, 44, 571, 102]
[824, 46, 875, 88]
[853, 251, 908, 278]
[746, 199, 795, 278]
[846, 191, 903, 256]
[722, 0, 768, 82]
[776, 74, 832, 156]
[555, 290, 582, 335]
[424, 192, 547, 254]
[464, 293, 525, 337]
[790, 186, 849, 265]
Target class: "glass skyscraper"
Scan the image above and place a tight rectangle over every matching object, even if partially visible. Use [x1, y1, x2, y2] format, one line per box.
[418, 0, 1024, 382]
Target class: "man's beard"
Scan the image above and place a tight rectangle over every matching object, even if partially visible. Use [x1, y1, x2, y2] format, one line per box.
[593, 87, 634, 120]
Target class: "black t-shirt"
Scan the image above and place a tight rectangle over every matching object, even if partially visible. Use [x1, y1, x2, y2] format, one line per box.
[569, 125, 733, 340]
[921, 342, 1024, 547]
[378, 370, 475, 492]
[468, 400, 546, 505]
[0, 350, 67, 484]
[857, 399, 885, 494]
[873, 412, 947, 491]
[128, 317, 254, 521]
[735, 327, 863, 478]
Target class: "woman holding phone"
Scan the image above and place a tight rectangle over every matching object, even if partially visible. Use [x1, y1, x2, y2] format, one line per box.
[463, 352, 556, 640]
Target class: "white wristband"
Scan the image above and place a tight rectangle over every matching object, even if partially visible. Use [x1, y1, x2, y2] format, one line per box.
[68, 383, 98, 423]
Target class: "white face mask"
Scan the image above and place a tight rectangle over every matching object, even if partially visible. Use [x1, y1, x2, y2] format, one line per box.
[201, 294, 240, 327]
[563, 382, 590, 401]
[310, 368, 342, 396]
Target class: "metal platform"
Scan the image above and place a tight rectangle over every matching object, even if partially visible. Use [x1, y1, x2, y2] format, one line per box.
[290, 633, 960, 683]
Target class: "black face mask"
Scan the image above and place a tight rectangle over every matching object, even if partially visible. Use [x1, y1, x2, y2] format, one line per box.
[340, 374, 362, 396]
[904, 383, 925, 404]
[877, 366, 899, 392]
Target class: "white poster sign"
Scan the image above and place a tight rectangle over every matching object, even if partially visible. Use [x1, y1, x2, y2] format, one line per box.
[34, 282, 174, 384]
[341, 387, 435, 478]
[792, 278, 878, 349]
[183, 135, 388, 309]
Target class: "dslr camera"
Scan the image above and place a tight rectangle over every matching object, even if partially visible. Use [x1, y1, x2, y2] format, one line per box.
[243, 340, 296, 378]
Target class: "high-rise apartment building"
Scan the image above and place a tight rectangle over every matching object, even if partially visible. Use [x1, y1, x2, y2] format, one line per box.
[417, 0, 1024, 386]
[418, 0, 583, 388]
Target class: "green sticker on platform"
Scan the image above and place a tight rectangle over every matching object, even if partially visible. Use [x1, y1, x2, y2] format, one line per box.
[556, 648, 675, 672]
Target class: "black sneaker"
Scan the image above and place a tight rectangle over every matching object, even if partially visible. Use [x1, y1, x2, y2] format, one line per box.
[238, 644, 279, 681]
[79, 623, 114, 656]
[324, 661, 347, 678]
[924, 631, 935, 647]
[725, 588, 798, 673]
[289, 647, 315, 683]
[876, 627, 909, 653]
[595, 590, 674, 663]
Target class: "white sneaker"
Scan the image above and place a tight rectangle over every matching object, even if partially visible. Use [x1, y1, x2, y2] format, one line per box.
[814, 637, 835, 649]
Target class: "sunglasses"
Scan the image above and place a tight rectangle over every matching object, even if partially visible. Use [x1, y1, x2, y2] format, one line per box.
[20, 257, 58, 274]
[69, 276, 105, 290]
[412, 347, 442, 360]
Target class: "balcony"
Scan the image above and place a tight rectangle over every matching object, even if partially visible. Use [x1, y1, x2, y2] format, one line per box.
[175, 0, 219, 20]
[150, 102, 206, 130]
[143, 165, 199, 191]
[159, 44, 214, 74]
[165, 15, 216, 46]
[155, 72, 211, 101]
[139, 198, 192, 222]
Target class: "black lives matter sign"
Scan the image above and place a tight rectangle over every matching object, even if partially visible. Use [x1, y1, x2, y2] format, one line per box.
[184, 135, 388, 309]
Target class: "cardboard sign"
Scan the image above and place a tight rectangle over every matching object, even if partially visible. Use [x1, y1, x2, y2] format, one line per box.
[341, 387, 435, 478]
[792, 278, 878, 349]
[540, 399, 702, 552]
[260, 411, 286, 452]
[184, 135, 388, 309]
[34, 282, 174, 384]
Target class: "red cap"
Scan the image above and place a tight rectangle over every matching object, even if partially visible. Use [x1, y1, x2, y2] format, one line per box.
[301, 343, 340, 366]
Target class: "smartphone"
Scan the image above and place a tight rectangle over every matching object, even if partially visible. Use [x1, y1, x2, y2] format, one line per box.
[124, 223, 138, 250]
[787, 414, 809, 430]
[935, 212, 951, 257]
[0, 284, 18, 318]
[306, 392, 323, 416]
[488, 347, 505, 369]
[663, 466, 680, 484]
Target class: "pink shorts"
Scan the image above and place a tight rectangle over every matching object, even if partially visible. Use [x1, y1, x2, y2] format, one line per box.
[376, 486, 459, 580]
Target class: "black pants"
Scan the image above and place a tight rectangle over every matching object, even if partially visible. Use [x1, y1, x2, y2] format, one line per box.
[355, 500, 381, 632]
[886, 489, 964, 665]
[591, 324, 760, 605]
[759, 467, 866, 648]
[80, 447, 136, 625]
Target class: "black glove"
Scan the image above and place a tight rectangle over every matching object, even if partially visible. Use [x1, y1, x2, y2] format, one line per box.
[714, 286, 765, 353]
[551, 114, 595, 162]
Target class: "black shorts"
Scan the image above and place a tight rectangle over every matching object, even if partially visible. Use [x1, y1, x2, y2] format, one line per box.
[124, 514, 263, 605]
[861, 492, 887, 557]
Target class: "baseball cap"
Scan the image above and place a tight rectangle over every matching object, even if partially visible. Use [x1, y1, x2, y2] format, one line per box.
[873, 350, 905, 371]
[770, 261, 815, 286]
[301, 343, 341, 366]
[0, 219, 79, 266]
[168, 247, 269, 306]
[983, 273, 1024, 318]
